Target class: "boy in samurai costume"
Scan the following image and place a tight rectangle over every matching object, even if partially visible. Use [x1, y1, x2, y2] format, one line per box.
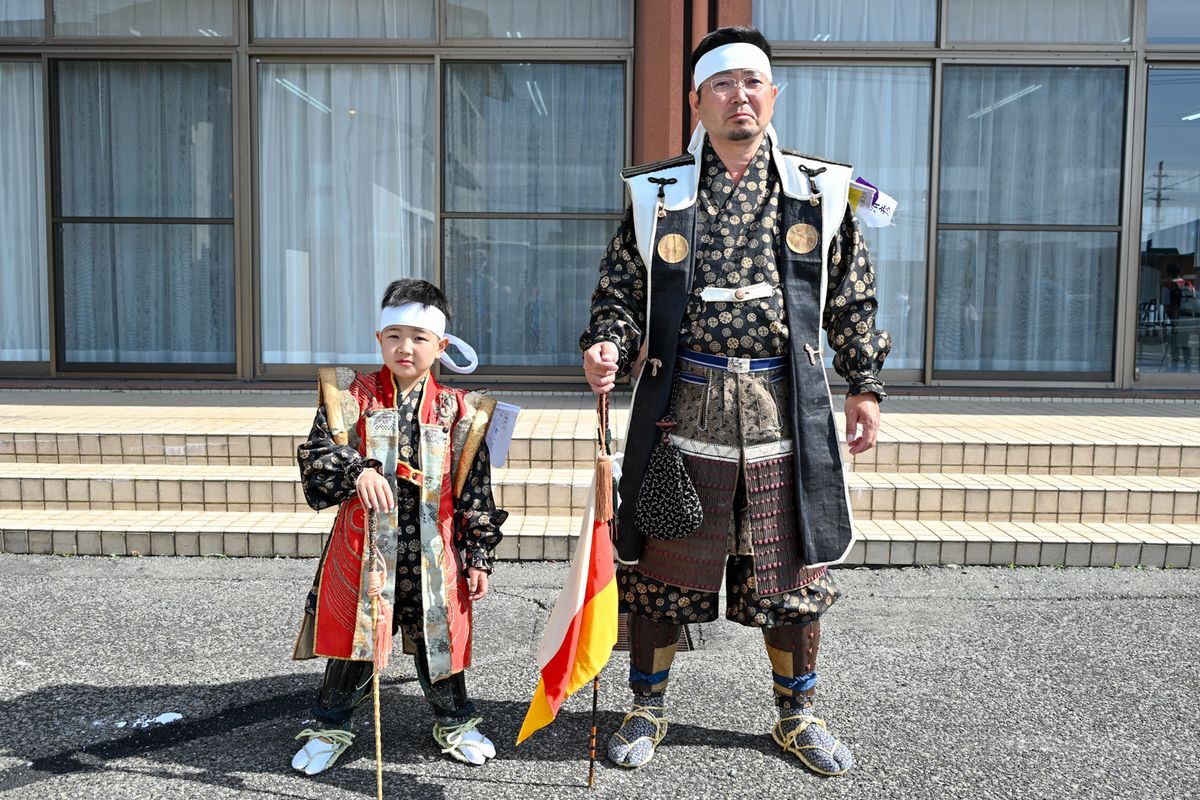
[290, 278, 508, 774]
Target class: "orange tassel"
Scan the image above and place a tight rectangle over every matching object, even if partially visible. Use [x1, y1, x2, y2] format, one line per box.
[366, 566, 393, 672]
[594, 453, 614, 522]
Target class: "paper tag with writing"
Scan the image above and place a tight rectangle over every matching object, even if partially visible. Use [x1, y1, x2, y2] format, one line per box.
[485, 401, 520, 468]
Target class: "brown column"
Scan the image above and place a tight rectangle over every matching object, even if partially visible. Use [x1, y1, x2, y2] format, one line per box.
[631, 0, 757, 164]
[632, 0, 687, 163]
[713, 0, 752, 28]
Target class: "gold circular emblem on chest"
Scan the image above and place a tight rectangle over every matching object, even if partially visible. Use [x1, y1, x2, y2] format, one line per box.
[786, 223, 820, 255]
[657, 233, 689, 264]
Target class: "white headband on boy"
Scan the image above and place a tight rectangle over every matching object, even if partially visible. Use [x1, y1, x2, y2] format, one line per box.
[693, 42, 773, 87]
[379, 302, 479, 374]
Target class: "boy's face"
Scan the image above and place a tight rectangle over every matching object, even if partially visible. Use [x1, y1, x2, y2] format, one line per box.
[376, 324, 447, 386]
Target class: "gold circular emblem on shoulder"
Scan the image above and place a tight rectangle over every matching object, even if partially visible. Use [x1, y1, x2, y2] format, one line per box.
[786, 223, 820, 254]
[657, 233, 689, 264]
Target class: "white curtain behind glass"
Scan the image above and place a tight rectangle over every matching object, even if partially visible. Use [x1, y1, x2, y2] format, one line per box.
[446, 0, 629, 38]
[0, 0, 43, 36]
[948, 0, 1130, 42]
[940, 67, 1124, 226]
[754, 0, 936, 42]
[57, 61, 235, 365]
[54, 0, 233, 36]
[259, 63, 435, 364]
[935, 231, 1117, 373]
[0, 63, 47, 361]
[444, 63, 624, 213]
[771, 66, 931, 371]
[444, 219, 611, 366]
[935, 66, 1125, 374]
[253, 0, 434, 38]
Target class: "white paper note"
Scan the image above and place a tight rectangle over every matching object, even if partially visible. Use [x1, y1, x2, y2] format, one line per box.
[485, 401, 521, 468]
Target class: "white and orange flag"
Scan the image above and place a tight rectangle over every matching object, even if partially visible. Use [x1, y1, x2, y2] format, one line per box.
[516, 472, 618, 744]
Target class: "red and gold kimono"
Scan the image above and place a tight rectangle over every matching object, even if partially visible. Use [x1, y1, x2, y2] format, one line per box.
[292, 367, 505, 683]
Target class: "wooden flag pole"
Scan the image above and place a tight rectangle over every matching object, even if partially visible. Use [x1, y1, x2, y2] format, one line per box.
[369, 511, 384, 800]
[587, 393, 612, 788]
[588, 675, 600, 788]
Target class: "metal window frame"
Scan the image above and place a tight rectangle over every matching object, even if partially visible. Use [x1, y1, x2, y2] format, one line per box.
[929, 59, 1131, 387]
[46, 53, 241, 377]
[436, 55, 631, 385]
[249, 51, 632, 382]
[0, 56, 51, 374]
[769, 57, 937, 385]
[246, 0, 634, 48]
[44, 0, 239, 46]
[1128, 59, 1200, 387]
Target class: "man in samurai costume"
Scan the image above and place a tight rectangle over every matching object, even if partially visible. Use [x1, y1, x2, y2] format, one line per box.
[580, 27, 891, 776]
[290, 279, 508, 773]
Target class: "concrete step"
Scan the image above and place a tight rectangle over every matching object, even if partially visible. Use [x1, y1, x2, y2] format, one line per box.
[5, 462, 1197, 525]
[849, 472, 1200, 524]
[5, 428, 1199, 477]
[0, 463, 592, 516]
[1, 510, 1196, 568]
[0, 510, 577, 561]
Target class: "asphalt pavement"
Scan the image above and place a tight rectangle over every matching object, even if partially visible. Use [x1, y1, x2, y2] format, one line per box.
[0, 555, 1197, 800]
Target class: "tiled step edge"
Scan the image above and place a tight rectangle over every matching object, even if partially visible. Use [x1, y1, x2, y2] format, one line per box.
[6, 430, 1200, 477]
[1, 513, 1196, 568]
[0, 511, 579, 561]
[0, 432, 598, 470]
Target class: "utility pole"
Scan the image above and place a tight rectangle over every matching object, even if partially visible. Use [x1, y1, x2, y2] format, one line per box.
[1148, 159, 1171, 249]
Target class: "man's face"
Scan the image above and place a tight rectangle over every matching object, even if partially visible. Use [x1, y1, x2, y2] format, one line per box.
[689, 68, 778, 146]
[376, 324, 446, 385]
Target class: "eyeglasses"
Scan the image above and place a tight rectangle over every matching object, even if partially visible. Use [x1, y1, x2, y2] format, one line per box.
[705, 73, 771, 98]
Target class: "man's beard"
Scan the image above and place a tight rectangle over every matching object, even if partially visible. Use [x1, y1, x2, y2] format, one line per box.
[728, 126, 757, 141]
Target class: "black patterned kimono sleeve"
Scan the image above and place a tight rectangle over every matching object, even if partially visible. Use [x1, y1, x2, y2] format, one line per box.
[296, 407, 379, 511]
[579, 207, 647, 377]
[455, 442, 508, 574]
[823, 207, 893, 400]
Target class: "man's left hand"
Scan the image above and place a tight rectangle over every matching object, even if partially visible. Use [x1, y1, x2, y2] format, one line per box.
[466, 567, 489, 602]
[844, 393, 881, 455]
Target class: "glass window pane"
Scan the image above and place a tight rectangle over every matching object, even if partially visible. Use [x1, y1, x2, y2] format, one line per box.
[1137, 69, 1200, 376]
[54, 0, 233, 37]
[253, 0, 434, 39]
[947, 0, 1131, 43]
[57, 61, 233, 219]
[939, 66, 1125, 226]
[444, 218, 613, 367]
[61, 223, 235, 365]
[446, 0, 629, 39]
[0, 63, 48, 361]
[1147, 0, 1200, 46]
[259, 63, 434, 365]
[1, 0, 43, 37]
[772, 65, 930, 371]
[754, 0, 936, 43]
[444, 62, 624, 214]
[934, 230, 1117, 375]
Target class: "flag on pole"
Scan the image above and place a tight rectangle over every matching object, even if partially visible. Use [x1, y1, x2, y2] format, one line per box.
[516, 472, 618, 744]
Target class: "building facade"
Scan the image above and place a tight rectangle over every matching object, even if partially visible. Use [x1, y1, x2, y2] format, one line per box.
[1, 0, 1198, 392]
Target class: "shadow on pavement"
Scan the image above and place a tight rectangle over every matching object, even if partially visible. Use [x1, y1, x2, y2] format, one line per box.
[0, 671, 774, 797]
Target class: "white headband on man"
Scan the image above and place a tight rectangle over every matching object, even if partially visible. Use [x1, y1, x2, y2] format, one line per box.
[379, 302, 479, 374]
[693, 42, 772, 88]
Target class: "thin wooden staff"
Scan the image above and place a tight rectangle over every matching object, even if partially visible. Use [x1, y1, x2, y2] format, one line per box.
[588, 392, 614, 789]
[368, 510, 384, 800]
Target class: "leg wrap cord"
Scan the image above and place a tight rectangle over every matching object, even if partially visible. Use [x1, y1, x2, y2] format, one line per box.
[763, 621, 855, 776]
[609, 614, 678, 768]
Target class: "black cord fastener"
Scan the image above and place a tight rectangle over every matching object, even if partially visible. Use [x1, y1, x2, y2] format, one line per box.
[647, 176, 678, 199]
[797, 164, 826, 197]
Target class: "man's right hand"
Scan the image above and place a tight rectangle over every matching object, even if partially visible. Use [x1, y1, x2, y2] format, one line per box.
[582, 341, 620, 395]
[355, 467, 394, 512]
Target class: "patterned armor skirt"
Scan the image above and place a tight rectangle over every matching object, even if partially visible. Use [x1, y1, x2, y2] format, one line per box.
[621, 353, 841, 628]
